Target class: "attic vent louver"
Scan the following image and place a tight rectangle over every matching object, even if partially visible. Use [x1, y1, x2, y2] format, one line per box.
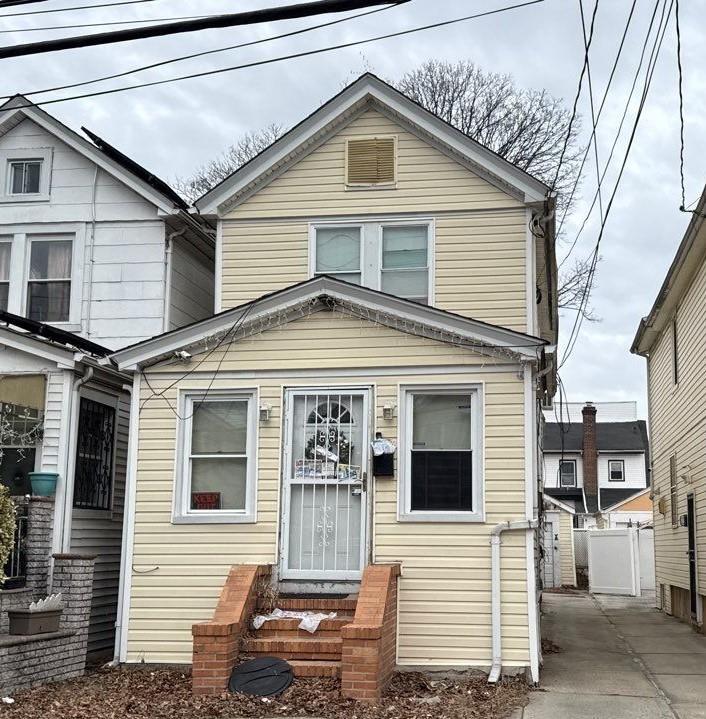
[346, 137, 395, 186]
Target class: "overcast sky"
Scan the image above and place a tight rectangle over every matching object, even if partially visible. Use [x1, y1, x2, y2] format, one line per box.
[4, 0, 704, 419]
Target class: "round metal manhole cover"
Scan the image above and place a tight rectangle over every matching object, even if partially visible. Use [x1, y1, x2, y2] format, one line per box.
[229, 656, 294, 697]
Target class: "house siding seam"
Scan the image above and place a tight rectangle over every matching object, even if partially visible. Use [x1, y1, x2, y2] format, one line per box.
[648, 255, 706, 614]
[125, 311, 531, 668]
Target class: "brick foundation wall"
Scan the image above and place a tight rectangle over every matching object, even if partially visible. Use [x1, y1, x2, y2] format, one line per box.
[341, 564, 400, 702]
[0, 554, 95, 695]
[192, 564, 270, 696]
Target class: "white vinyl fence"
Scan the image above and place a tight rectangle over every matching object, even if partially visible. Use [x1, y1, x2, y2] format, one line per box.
[588, 529, 640, 595]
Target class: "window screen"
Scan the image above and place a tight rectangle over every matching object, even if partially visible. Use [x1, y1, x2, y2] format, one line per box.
[314, 227, 361, 285]
[559, 460, 576, 487]
[27, 237, 72, 322]
[9, 161, 41, 194]
[381, 225, 429, 304]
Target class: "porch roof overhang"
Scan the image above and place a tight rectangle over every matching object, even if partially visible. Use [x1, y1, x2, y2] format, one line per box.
[110, 275, 549, 371]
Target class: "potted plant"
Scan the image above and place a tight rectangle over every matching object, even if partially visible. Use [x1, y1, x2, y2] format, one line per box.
[28, 472, 59, 497]
[8, 593, 63, 635]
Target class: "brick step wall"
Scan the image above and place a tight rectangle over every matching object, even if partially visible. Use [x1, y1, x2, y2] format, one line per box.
[254, 614, 354, 638]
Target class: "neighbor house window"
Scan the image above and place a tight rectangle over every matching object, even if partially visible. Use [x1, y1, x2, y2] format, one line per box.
[670, 455, 678, 526]
[311, 221, 432, 304]
[314, 226, 361, 284]
[608, 459, 625, 482]
[27, 236, 72, 322]
[73, 396, 116, 511]
[175, 391, 257, 523]
[8, 160, 42, 195]
[0, 241, 11, 311]
[559, 459, 577, 487]
[399, 385, 482, 522]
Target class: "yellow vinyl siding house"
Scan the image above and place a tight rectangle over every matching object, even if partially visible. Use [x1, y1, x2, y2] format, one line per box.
[111, 74, 558, 682]
[632, 184, 706, 626]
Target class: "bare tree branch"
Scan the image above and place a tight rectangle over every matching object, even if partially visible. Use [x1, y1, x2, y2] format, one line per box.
[558, 256, 600, 322]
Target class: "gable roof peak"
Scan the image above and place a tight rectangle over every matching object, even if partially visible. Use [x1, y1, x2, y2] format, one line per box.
[194, 72, 550, 215]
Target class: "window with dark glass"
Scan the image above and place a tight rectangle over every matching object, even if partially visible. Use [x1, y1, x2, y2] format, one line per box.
[9, 160, 41, 195]
[27, 237, 72, 322]
[559, 460, 577, 487]
[410, 393, 472, 511]
[73, 397, 115, 510]
[608, 459, 625, 482]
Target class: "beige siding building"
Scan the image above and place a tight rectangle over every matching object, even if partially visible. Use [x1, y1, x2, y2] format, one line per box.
[633, 185, 706, 625]
[112, 74, 558, 684]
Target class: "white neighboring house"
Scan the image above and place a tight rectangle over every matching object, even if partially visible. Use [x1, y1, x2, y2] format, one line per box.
[0, 95, 215, 657]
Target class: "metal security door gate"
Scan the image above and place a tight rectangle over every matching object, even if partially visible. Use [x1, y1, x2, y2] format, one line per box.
[281, 389, 369, 581]
[542, 512, 561, 588]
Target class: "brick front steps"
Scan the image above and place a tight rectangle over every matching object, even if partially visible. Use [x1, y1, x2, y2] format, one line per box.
[192, 564, 400, 702]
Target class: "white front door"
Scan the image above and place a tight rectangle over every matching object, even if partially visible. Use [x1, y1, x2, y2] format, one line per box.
[542, 512, 561, 588]
[280, 388, 370, 581]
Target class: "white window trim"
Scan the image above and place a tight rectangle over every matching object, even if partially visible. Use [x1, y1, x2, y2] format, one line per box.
[308, 217, 435, 305]
[1, 223, 85, 328]
[172, 388, 258, 524]
[608, 459, 625, 482]
[344, 135, 397, 190]
[397, 383, 484, 523]
[0, 148, 53, 203]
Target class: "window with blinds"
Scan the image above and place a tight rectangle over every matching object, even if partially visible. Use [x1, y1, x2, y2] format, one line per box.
[345, 137, 396, 186]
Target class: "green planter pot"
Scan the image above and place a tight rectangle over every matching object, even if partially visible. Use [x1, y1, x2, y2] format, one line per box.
[29, 472, 58, 497]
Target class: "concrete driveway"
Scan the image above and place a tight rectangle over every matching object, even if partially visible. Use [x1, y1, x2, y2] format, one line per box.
[521, 592, 706, 719]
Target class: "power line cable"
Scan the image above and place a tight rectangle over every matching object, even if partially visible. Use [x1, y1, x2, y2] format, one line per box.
[0, 0, 49, 8]
[548, 0, 599, 193]
[674, 0, 688, 213]
[1, 4, 392, 99]
[578, 0, 604, 224]
[556, 0, 638, 243]
[3, 0, 160, 18]
[6, 1, 546, 109]
[0, 0, 408, 60]
[0, 14, 216, 34]
[558, 0, 661, 268]
[560, 0, 672, 367]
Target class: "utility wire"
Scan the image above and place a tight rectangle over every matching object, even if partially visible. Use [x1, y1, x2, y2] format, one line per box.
[1, 4, 392, 99]
[674, 0, 687, 213]
[560, 0, 672, 368]
[5, 1, 546, 109]
[0, 0, 49, 8]
[556, 0, 638, 245]
[548, 0, 598, 193]
[558, 0, 660, 268]
[578, 0, 604, 224]
[0, 0, 408, 59]
[0, 14, 215, 34]
[3, 0, 160, 17]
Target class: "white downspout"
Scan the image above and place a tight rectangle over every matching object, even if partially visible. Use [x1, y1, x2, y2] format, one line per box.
[163, 227, 186, 332]
[85, 166, 99, 338]
[114, 372, 140, 663]
[59, 365, 94, 552]
[489, 519, 538, 684]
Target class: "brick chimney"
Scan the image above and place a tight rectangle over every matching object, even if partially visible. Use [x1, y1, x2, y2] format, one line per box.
[582, 402, 598, 502]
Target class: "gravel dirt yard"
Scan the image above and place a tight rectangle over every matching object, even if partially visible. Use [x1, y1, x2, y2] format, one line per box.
[0, 666, 528, 719]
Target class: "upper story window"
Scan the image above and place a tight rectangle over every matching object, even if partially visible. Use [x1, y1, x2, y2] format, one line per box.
[345, 137, 396, 187]
[0, 240, 11, 311]
[0, 149, 52, 202]
[670, 455, 678, 526]
[27, 236, 72, 322]
[672, 316, 679, 385]
[559, 459, 577, 487]
[9, 160, 42, 195]
[608, 459, 625, 482]
[311, 220, 432, 305]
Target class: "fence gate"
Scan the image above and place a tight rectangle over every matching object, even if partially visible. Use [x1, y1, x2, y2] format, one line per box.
[541, 511, 561, 588]
[588, 528, 640, 596]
